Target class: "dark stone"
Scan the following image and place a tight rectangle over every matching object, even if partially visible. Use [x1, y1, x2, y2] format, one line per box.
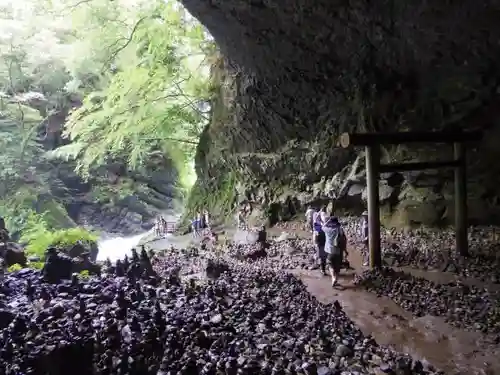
[0, 242, 27, 267]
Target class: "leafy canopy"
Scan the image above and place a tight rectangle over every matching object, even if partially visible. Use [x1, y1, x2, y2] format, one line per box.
[0, 0, 78, 234]
[0, 0, 211, 239]
[52, 0, 212, 188]
[23, 227, 98, 258]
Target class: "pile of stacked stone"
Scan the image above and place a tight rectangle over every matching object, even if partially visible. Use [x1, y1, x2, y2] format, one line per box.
[343, 217, 500, 283]
[354, 267, 500, 342]
[0, 248, 441, 374]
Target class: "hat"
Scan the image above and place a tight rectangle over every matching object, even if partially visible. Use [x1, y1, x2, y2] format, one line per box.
[362, 211, 368, 216]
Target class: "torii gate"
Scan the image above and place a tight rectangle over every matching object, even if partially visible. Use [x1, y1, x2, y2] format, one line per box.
[339, 130, 483, 268]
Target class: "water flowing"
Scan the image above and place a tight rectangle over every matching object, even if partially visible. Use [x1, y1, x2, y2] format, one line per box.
[96, 232, 149, 262]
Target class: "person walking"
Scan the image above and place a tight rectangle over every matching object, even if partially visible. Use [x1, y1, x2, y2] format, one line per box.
[203, 210, 211, 230]
[305, 205, 315, 232]
[192, 215, 200, 237]
[315, 225, 327, 276]
[319, 206, 328, 224]
[322, 215, 348, 287]
[312, 207, 323, 243]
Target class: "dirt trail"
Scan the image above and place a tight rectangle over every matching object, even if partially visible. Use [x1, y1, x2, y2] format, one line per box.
[294, 251, 500, 375]
[269, 226, 500, 374]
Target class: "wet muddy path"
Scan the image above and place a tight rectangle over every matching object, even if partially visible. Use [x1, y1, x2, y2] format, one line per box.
[155, 225, 500, 373]
[267, 227, 500, 374]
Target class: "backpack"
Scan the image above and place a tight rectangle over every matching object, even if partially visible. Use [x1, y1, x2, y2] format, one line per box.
[332, 227, 346, 249]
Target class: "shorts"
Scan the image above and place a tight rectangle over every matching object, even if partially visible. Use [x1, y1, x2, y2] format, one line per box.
[313, 223, 322, 232]
[328, 253, 343, 273]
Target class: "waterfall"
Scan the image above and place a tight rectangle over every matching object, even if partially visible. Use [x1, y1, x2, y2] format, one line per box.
[96, 232, 149, 262]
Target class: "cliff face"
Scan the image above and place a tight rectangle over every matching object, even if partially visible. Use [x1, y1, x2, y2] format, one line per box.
[44, 113, 177, 235]
[5, 93, 177, 236]
[182, 0, 500, 228]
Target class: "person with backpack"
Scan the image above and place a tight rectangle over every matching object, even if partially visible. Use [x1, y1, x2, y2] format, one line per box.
[315, 226, 327, 276]
[192, 214, 201, 237]
[322, 215, 348, 286]
[360, 211, 369, 266]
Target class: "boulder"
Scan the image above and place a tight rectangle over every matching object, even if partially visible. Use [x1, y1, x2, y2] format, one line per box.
[42, 247, 101, 284]
[65, 240, 99, 263]
[0, 242, 27, 267]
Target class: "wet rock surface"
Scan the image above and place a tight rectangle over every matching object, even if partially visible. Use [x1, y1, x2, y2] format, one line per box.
[354, 268, 500, 342]
[0, 244, 441, 374]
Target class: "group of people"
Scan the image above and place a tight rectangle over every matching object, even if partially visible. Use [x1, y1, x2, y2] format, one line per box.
[191, 210, 211, 237]
[154, 216, 172, 238]
[305, 206, 370, 286]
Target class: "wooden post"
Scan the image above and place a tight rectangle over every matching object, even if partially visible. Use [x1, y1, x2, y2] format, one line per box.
[454, 142, 469, 256]
[365, 145, 382, 268]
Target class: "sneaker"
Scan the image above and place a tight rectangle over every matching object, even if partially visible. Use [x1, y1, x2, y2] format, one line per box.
[331, 279, 337, 287]
[362, 262, 369, 266]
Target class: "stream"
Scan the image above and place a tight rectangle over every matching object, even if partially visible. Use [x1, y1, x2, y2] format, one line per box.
[96, 214, 182, 262]
[96, 232, 147, 262]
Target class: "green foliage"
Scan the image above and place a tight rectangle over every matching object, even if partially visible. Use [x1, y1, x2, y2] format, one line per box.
[79, 270, 90, 279]
[8, 261, 44, 272]
[52, 0, 211, 192]
[28, 262, 44, 270]
[22, 227, 98, 258]
[184, 171, 237, 224]
[7, 264, 22, 272]
[0, 3, 76, 234]
[0, 0, 212, 239]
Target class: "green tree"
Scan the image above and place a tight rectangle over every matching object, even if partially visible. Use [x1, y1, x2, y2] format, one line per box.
[0, 1, 77, 234]
[52, 0, 212, 192]
[0, 0, 212, 240]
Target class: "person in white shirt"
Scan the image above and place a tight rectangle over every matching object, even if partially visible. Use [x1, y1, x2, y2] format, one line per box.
[319, 206, 328, 224]
[203, 210, 210, 229]
[312, 208, 323, 243]
[305, 206, 315, 232]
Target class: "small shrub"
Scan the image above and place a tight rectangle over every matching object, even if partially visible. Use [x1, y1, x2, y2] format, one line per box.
[22, 227, 98, 258]
[7, 264, 22, 272]
[79, 270, 90, 279]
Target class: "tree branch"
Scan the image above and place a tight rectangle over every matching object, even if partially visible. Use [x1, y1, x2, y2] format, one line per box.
[100, 16, 152, 73]
[140, 136, 198, 145]
[172, 80, 210, 120]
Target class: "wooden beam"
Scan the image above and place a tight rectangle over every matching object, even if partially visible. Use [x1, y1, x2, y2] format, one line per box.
[379, 160, 460, 173]
[365, 145, 382, 268]
[339, 130, 482, 148]
[454, 142, 469, 256]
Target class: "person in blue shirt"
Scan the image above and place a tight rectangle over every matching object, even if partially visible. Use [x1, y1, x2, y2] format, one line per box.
[322, 215, 348, 286]
[191, 214, 201, 237]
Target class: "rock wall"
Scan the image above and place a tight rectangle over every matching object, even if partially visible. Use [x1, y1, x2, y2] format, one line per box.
[182, 0, 500, 228]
